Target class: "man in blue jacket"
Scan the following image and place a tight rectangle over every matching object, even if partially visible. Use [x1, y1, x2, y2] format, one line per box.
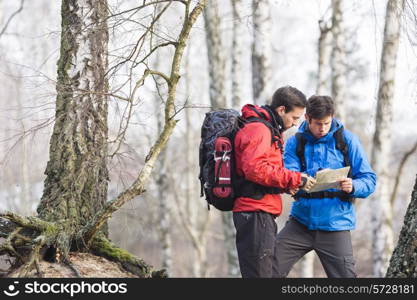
[275, 95, 376, 278]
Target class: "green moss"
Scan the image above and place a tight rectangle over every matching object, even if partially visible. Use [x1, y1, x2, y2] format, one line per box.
[91, 235, 152, 278]
[43, 223, 58, 237]
[93, 236, 138, 264]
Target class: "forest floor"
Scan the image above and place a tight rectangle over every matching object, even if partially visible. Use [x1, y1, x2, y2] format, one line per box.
[5, 252, 138, 278]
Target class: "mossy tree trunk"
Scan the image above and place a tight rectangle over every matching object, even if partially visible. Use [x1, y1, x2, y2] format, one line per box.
[386, 175, 417, 277]
[37, 0, 110, 256]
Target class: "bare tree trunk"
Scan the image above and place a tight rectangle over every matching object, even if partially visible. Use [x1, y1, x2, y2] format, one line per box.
[156, 147, 172, 273]
[317, 20, 332, 95]
[221, 213, 240, 277]
[251, 0, 272, 105]
[185, 102, 202, 277]
[330, 0, 346, 123]
[230, 0, 244, 109]
[300, 252, 315, 277]
[204, 0, 239, 277]
[371, 0, 404, 277]
[386, 174, 417, 277]
[37, 0, 110, 252]
[152, 3, 173, 275]
[204, 0, 226, 109]
[299, 19, 332, 277]
[155, 89, 172, 274]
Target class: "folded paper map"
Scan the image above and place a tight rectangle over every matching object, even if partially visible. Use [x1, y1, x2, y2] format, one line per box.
[307, 166, 350, 193]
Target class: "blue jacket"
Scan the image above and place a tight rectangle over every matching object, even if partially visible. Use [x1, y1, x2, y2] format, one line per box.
[284, 119, 376, 231]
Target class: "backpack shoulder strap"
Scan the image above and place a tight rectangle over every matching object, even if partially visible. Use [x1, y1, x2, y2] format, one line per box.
[295, 133, 307, 171]
[334, 127, 352, 177]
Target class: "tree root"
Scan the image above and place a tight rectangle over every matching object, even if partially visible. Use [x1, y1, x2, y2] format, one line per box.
[90, 234, 167, 278]
[0, 214, 55, 277]
[17, 235, 45, 278]
[63, 257, 81, 278]
[1, 213, 165, 278]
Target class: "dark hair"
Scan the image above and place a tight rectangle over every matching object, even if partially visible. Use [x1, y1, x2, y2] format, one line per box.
[270, 86, 307, 112]
[306, 95, 335, 119]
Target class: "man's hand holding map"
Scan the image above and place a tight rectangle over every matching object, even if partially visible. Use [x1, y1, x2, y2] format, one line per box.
[304, 166, 351, 193]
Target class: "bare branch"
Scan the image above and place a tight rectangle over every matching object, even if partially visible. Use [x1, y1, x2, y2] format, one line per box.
[390, 140, 417, 206]
[107, 0, 186, 20]
[0, 0, 25, 39]
[81, 0, 207, 244]
[133, 41, 177, 67]
[105, 1, 173, 77]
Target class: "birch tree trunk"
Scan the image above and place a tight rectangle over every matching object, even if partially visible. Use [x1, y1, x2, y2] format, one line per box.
[204, 0, 239, 277]
[204, 0, 226, 109]
[230, 0, 244, 109]
[182, 45, 209, 277]
[386, 174, 417, 277]
[330, 0, 346, 123]
[317, 20, 332, 95]
[153, 4, 172, 275]
[251, 0, 272, 105]
[371, 0, 404, 277]
[37, 0, 110, 249]
[155, 82, 172, 274]
[156, 146, 172, 273]
[299, 18, 332, 278]
[185, 99, 203, 277]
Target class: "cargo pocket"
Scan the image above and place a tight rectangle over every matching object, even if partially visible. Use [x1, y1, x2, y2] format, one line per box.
[344, 256, 357, 278]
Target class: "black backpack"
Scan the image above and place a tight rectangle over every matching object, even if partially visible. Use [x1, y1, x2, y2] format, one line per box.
[198, 108, 284, 211]
[294, 127, 354, 202]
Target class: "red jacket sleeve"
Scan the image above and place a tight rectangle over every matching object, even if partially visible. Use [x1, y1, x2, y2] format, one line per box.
[236, 123, 301, 189]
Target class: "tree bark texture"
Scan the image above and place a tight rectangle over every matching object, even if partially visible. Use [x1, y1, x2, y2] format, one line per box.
[37, 0, 110, 251]
[204, 0, 226, 109]
[153, 6, 173, 273]
[371, 0, 404, 277]
[299, 19, 332, 276]
[204, 0, 239, 276]
[156, 133, 173, 274]
[251, 0, 272, 105]
[386, 175, 417, 277]
[317, 20, 332, 95]
[330, 0, 346, 123]
[230, 0, 244, 109]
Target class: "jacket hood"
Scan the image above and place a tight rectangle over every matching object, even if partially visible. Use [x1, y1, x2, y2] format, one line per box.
[298, 118, 343, 142]
[241, 104, 271, 121]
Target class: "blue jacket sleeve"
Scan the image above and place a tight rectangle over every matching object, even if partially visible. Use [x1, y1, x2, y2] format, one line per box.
[346, 132, 377, 198]
[284, 136, 319, 177]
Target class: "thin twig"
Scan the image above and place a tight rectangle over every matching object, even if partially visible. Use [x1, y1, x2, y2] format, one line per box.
[390, 140, 417, 206]
[0, 0, 25, 38]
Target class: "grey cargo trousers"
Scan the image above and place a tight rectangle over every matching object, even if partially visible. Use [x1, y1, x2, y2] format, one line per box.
[275, 217, 357, 278]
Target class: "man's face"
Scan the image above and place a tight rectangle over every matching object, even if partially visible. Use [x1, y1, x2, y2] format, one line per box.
[275, 106, 305, 131]
[306, 114, 333, 139]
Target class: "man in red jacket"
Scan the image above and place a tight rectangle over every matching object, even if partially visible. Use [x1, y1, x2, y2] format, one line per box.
[233, 86, 315, 277]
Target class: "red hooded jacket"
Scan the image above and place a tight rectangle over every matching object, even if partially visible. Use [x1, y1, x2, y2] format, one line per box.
[233, 104, 301, 215]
